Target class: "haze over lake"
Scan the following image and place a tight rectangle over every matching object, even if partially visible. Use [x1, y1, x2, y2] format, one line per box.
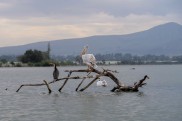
[1, 22, 182, 56]
[0, 65, 181, 121]
[1, 0, 181, 120]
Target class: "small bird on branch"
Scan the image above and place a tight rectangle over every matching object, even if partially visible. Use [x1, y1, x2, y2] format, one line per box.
[50, 63, 59, 82]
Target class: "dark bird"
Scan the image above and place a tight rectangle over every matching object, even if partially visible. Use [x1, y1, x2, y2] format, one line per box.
[50, 63, 59, 81]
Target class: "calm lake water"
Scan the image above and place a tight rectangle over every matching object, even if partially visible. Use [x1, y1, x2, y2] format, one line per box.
[0, 65, 182, 121]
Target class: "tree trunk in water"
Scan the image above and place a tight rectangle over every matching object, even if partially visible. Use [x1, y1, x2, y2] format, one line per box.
[43, 80, 52, 94]
[58, 72, 72, 92]
[16, 67, 149, 93]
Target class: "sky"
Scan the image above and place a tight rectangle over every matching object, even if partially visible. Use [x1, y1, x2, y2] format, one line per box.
[0, 0, 181, 47]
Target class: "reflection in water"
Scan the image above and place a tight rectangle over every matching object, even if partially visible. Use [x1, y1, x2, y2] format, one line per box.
[137, 92, 145, 97]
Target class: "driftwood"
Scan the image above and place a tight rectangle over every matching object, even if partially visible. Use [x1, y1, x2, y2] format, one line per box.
[16, 67, 149, 93]
[75, 72, 91, 91]
[43, 80, 52, 94]
[65, 68, 122, 88]
[65, 68, 149, 92]
[16, 75, 95, 92]
[110, 75, 149, 92]
[58, 72, 72, 92]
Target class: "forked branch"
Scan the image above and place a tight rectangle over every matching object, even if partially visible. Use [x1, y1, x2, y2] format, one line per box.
[16, 67, 149, 93]
[16, 75, 95, 92]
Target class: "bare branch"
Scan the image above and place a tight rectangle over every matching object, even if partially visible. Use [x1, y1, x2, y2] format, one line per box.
[65, 68, 122, 87]
[75, 72, 91, 91]
[16, 67, 149, 93]
[16, 75, 95, 92]
[58, 72, 72, 92]
[80, 74, 102, 91]
[43, 80, 52, 94]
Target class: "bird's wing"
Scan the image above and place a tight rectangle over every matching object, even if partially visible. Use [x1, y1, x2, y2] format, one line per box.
[82, 54, 98, 68]
[82, 54, 92, 66]
[89, 54, 98, 68]
[90, 54, 96, 64]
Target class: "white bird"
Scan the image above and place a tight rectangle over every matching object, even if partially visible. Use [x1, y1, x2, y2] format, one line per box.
[96, 78, 107, 87]
[80, 46, 98, 69]
[82, 54, 98, 69]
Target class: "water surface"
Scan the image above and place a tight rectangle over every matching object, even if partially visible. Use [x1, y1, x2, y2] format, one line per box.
[0, 65, 182, 121]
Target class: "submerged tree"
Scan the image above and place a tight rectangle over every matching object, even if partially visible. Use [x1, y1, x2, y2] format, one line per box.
[16, 47, 150, 94]
[16, 65, 149, 93]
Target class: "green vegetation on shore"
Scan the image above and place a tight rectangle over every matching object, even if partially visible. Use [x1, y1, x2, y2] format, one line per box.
[0, 49, 182, 67]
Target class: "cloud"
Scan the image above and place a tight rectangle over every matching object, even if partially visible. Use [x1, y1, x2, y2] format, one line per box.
[0, 2, 12, 9]
[0, 0, 181, 47]
[1, 12, 180, 46]
[0, 0, 181, 18]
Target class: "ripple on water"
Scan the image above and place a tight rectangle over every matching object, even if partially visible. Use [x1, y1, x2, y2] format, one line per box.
[0, 65, 182, 121]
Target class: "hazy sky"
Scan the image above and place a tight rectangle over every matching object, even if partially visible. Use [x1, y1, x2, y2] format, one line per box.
[0, 0, 181, 47]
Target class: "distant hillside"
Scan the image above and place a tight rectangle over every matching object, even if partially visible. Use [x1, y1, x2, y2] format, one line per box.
[0, 22, 182, 56]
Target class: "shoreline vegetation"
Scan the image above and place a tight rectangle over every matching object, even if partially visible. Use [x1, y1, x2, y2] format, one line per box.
[0, 58, 182, 67]
[0, 49, 182, 67]
[1, 63, 182, 67]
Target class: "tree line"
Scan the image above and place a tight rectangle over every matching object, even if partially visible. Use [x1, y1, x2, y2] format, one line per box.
[54, 53, 182, 65]
[0, 49, 182, 67]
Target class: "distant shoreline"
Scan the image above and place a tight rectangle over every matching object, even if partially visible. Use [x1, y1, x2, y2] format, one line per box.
[1, 62, 182, 68]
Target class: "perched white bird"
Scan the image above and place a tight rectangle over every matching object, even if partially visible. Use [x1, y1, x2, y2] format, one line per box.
[82, 54, 98, 69]
[96, 78, 107, 87]
[81, 46, 98, 69]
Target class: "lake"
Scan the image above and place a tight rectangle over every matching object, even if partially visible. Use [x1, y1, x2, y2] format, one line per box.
[0, 65, 182, 121]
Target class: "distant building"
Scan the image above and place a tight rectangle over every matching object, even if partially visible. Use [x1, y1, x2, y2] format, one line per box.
[97, 61, 120, 65]
[47, 42, 51, 60]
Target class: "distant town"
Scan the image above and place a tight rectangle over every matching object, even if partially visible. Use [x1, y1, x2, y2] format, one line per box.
[0, 48, 182, 67]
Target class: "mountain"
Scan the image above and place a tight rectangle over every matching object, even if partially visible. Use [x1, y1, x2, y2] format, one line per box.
[0, 22, 182, 56]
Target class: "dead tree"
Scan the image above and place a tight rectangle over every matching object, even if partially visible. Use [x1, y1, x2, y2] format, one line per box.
[64, 68, 149, 92]
[16, 75, 95, 93]
[16, 67, 149, 93]
[110, 75, 149, 92]
[64, 68, 122, 91]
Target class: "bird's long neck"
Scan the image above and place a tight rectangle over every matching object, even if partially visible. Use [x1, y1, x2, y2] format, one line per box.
[54, 64, 57, 70]
[80, 46, 88, 56]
